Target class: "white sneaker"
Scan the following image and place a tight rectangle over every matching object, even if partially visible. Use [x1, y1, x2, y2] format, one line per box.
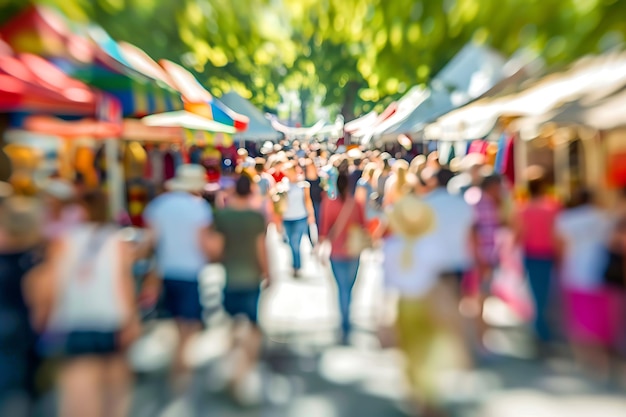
[233, 370, 264, 407]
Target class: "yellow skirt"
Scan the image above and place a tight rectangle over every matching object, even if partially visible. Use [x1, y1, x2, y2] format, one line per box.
[395, 283, 470, 406]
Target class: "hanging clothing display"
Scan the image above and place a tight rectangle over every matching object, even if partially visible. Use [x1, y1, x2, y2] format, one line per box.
[468, 139, 488, 155]
[148, 148, 165, 184]
[502, 136, 515, 184]
[494, 133, 508, 173]
[486, 142, 498, 166]
[163, 152, 175, 181]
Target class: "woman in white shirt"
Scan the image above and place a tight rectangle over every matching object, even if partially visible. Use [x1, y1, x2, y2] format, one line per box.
[281, 163, 315, 276]
[27, 190, 139, 417]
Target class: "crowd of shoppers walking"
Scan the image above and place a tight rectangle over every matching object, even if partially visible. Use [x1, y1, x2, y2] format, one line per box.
[1, 140, 625, 417]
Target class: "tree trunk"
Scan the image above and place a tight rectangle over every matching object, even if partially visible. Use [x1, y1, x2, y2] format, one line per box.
[340, 81, 359, 122]
[299, 87, 311, 126]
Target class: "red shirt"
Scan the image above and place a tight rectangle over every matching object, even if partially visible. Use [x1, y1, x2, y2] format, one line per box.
[517, 198, 561, 259]
[320, 197, 366, 259]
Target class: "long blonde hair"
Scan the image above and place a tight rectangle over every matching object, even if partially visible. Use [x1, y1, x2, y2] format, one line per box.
[394, 160, 410, 194]
[363, 163, 377, 183]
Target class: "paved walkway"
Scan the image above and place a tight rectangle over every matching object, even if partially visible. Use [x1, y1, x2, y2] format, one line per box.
[38, 227, 626, 416]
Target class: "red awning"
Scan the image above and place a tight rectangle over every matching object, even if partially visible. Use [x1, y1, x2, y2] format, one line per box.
[0, 40, 105, 116]
[22, 115, 122, 138]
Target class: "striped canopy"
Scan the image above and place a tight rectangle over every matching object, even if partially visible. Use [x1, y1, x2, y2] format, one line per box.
[0, 39, 119, 121]
[0, 5, 183, 118]
[160, 60, 249, 132]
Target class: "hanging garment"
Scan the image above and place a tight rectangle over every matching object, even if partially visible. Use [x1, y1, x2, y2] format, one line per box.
[468, 140, 488, 155]
[494, 133, 508, 173]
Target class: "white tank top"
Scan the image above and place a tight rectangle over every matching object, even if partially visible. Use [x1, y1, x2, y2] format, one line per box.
[283, 180, 309, 221]
[47, 224, 127, 332]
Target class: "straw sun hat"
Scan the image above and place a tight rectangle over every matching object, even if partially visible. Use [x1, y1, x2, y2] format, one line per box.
[165, 164, 207, 193]
[387, 194, 436, 240]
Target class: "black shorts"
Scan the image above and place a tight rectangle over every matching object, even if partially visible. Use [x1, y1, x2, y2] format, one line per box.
[223, 288, 261, 324]
[39, 331, 119, 358]
[162, 279, 203, 322]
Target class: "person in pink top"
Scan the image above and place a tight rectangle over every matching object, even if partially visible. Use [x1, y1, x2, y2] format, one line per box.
[319, 172, 367, 344]
[513, 167, 560, 347]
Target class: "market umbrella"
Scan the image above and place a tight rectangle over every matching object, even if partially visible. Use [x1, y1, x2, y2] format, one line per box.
[142, 110, 236, 147]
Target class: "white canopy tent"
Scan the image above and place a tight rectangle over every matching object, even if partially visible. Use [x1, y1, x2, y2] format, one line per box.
[142, 111, 236, 133]
[378, 87, 454, 142]
[372, 43, 507, 143]
[429, 52, 626, 141]
[344, 111, 378, 134]
[361, 86, 430, 144]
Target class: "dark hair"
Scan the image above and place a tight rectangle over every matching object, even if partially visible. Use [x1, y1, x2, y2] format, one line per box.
[436, 169, 455, 188]
[353, 158, 362, 167]
[568, 188, 593, 208]
[255, 157, 266, 174]
[481, 174, 502, 190]
[235, 174, 253, 197]
[81, 190, 109, 224]
[337, 159, 350, 175]
[337, 173, 350, 200]
[528, 177, 546, 198]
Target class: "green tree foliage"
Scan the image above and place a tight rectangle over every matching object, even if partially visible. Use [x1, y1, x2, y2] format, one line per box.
[2, 0, 626, 121]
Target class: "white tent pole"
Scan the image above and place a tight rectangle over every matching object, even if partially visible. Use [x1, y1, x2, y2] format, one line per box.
[554, 132, 571, 202]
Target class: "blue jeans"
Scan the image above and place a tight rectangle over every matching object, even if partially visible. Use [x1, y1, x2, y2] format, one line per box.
[312, 200, 321, 228]
[283, 218, 308, 270]
[524, 257, 554, 342]
[330, 258, 360, 338]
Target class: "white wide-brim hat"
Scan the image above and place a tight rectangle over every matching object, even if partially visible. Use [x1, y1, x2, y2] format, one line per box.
[165, 164, 207, 192]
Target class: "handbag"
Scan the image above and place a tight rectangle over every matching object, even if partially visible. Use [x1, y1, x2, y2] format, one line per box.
[328, 198, 372, 258]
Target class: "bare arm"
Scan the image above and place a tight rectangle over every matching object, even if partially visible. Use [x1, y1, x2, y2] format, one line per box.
[199, 225, 224, 262]
[23, 241, 63, 332]
[303, 186, 315, 224]
[118, 240, 142, 348]
[354, 184, 367, 205]
[256, 234, 270, 285]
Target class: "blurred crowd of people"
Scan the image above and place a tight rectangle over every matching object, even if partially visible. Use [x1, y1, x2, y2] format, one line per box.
[1, 140, 626, 417]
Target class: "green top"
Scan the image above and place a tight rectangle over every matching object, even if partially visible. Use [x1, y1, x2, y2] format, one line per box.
[214, 208, 266, 289]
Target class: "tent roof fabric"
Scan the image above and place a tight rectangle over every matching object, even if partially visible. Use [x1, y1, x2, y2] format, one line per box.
[142, 110, 236, 133]
[365, 43, 507, 142]
[433, 43, 506, 98]
[0, 41, 108, 116]
[380, 88, 454, 140]
[1, 6, 183, 117]
[219, 91, 281, 142]
[344, 111, 378, 134]
[160, 60, 249, 132]
[432, 52, 626, 141]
